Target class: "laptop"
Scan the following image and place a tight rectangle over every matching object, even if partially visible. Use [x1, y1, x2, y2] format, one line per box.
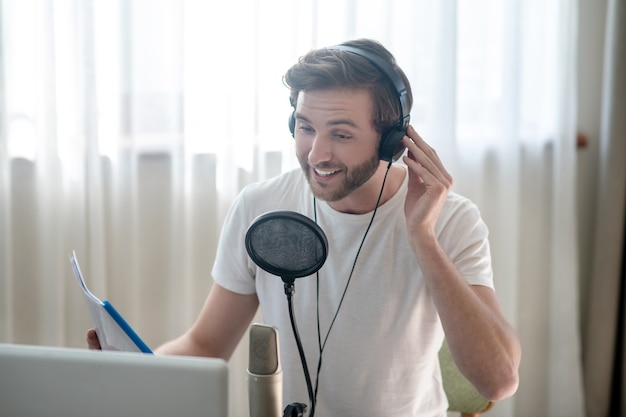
[0, 343, 229, 417]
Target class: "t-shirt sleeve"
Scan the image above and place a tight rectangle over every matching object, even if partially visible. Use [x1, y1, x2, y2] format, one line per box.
[211, 191, 258, 295]
[438, 196, 495, 289]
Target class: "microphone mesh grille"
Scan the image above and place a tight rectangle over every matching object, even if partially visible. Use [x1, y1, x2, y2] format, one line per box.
[249, 325, 279, 375]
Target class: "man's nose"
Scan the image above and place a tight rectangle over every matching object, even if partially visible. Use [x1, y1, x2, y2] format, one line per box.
[307, 136, 332, 166]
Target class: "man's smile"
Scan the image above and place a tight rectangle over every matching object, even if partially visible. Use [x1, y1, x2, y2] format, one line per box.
[313, 167, 341, 178]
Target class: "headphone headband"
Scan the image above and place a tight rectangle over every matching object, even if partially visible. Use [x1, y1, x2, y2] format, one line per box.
[326, 45, 410, 130]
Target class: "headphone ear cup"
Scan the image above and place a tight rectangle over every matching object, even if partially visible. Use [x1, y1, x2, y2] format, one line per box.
[378, 127, 407, 162]
[288, 111, 296, 138]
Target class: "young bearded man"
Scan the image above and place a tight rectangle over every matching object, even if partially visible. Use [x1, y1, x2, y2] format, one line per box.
[89, 38, 521, 416]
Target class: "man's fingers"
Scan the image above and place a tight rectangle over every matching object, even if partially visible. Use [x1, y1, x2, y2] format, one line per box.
[402, 128, 453, 187]
[87, 328, 102, 350]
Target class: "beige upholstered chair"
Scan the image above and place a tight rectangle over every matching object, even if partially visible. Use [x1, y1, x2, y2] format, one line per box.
[439, 340, 494, 417]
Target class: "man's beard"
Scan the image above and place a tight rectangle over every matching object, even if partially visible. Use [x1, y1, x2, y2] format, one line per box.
[298, 152, 380, 202]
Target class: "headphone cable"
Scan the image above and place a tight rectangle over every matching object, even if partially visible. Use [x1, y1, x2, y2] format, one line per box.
[312, 161, 392, 407]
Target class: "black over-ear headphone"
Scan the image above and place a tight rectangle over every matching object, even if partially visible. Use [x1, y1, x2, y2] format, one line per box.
[288, 44, 411, 162]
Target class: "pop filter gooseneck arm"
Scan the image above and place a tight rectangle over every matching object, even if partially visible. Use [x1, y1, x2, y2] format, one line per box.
[284, 282, 314, 417]
[245, 211, 329, 417]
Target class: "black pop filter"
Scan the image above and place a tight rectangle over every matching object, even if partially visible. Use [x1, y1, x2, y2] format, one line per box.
[245, 211, 328, 284]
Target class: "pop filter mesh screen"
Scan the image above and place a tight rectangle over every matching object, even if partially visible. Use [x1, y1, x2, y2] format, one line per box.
[246, 212, 327, 278]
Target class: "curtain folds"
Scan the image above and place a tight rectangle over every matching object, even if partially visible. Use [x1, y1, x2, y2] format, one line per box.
[0, 1, 585, 416]
[583, 0, 626, 415]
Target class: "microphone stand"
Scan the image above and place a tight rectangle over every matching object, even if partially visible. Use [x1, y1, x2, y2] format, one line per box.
[244, 210, 329, 417]
[283, 280, 315, 417]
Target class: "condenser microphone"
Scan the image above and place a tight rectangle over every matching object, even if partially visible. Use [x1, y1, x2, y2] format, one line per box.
[248, 323, 283, 417]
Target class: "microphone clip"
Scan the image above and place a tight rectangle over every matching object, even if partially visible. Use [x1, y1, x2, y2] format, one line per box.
[283, 402, 307, 417]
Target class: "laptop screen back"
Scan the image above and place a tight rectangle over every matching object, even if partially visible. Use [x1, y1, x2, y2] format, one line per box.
[0, 343, 228, 417]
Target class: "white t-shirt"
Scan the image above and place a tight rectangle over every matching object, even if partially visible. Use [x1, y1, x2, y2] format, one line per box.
[213, 168, 494, 417]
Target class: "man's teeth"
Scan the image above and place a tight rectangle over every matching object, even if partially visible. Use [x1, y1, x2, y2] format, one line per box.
[315, 168, 339, 177]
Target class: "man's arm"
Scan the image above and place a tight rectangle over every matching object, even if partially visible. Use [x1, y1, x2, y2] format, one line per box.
[155, 283, 259, 360]
[87, 283, 259, 361]
[402, 127, 521, 401]
[413, 234, 521, 401]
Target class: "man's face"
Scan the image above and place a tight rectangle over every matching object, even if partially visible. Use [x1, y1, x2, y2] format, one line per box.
[294, 88, 381, 202]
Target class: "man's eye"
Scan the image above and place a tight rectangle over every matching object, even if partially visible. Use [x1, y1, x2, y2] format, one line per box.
[334, 133, 352, 140]
[298, 125, 314, 134]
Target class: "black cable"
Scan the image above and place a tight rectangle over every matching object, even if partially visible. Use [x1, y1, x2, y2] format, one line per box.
[286, 162, 393, 415]
[312, 161, 392, 405]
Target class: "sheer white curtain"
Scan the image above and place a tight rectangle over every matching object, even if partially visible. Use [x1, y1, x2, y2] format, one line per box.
[0, 0, 583, 416]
